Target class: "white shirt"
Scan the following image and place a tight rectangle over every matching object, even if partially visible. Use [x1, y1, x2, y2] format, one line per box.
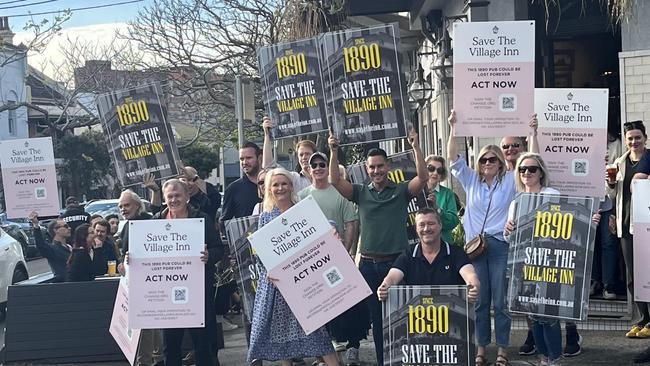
[450, 155, 517, 242]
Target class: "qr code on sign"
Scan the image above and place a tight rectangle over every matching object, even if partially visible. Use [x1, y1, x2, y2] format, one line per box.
[172, 286, 188, 304]
[571, 159, 589, 176]
[322, 266, 343, 288]
[35, 187, 46, 199]
[499, 94, 517, 112]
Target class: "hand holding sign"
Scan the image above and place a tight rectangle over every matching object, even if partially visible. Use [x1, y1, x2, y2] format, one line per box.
[407, 129, 419, 149]
[328, 127, 340, 150]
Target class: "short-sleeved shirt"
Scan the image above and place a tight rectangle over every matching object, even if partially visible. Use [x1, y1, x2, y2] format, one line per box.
[392, 241, 470, 286]
[351, 180, 412, 255]
[298, 185, 358, 233]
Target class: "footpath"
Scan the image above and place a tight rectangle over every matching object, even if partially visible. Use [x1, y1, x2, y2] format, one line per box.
[4, 316, 647, 365]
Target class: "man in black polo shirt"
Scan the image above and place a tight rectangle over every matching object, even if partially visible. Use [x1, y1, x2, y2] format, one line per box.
[377, 207, 479, 302]
[220, 141, 263, 226]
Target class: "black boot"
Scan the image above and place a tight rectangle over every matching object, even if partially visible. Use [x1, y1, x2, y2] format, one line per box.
[563, 323, 582, 357]
[519, 328, 536, 355]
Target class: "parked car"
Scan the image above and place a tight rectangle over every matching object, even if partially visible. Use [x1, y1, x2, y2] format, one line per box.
[84, 199, 152, 219]
[0, 226, 29, 321]
[0, 213, 47, 259]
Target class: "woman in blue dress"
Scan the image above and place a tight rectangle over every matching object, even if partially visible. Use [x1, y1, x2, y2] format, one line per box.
[247, 167, 340, 365]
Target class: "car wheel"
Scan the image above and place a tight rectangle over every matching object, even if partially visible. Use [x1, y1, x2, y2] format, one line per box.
[12, 266, 28, 284]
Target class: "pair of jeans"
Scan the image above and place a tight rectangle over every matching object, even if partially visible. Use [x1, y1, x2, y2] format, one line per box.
[621, 234, 650, 326]
[592, 210, 619, 289]
[359, 258, 393, 365]
[531, 316, 562, 361]
[163, 284, 217, 366]
[136, 329, 162, 366]
[473, 236, 511, 347]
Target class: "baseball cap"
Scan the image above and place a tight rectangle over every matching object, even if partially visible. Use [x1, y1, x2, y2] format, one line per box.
[308, 152, 328, 165]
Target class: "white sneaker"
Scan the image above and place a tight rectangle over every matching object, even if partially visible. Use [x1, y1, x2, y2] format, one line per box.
[345, 347, 360, 366]
[332, 341, 346, 352]
[220, 318, 238, 331]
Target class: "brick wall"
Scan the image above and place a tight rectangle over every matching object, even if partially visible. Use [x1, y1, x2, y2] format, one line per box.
[619, 50, 650, 129]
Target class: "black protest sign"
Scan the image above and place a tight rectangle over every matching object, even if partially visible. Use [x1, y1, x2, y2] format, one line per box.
[225, 215, 261, 323]
[346, 151, 428, 245]
[258, 38, 329, 139]
[96, 84, 180, 187]
[507, 193, 596, 320]
[322, 23, 409, 146]
[383, 285, 475, 366]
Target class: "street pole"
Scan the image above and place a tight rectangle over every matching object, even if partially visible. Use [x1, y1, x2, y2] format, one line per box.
[235, 75, 244, 178]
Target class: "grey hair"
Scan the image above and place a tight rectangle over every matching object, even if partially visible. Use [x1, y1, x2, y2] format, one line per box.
[119, 189, 145, 216]
[162, 178, 189, 194]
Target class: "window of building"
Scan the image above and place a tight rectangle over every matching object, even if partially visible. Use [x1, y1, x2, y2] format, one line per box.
[7, 100, 16, 136]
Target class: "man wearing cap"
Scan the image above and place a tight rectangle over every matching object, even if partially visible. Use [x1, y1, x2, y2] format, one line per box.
[298, 152, 364, 365]
[328, 129, 428, 365]
[59, 196, 90, 237]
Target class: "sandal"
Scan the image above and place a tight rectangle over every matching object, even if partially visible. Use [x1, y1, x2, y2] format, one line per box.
[495, 354, 510, 366]
[475, 354, 488, 366]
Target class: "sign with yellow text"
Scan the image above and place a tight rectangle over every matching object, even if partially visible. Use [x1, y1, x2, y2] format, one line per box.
[258, 38, 329, 138]
[96, 83, 180, 187]
[322, 23, 410, 145]
[382, 286, 475, 366]
[507, 193, 596, 320]
[224, 215, 260, 323]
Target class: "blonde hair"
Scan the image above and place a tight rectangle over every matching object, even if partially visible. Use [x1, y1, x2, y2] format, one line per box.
[514, 152, 550, 192]
[474, 145, 507, 180]
[263, 168, 299, 212]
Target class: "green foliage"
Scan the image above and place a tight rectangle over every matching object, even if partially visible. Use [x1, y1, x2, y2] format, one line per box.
[179, 143, 220, 178]
[55, 130, 114, 198]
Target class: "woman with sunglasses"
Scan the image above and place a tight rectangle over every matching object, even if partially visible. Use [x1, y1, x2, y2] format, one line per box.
[424, 155, 459, 245]
[252, 168, 269, 215]
[447, 111, 517, 366]
[505, 153, 561, 365]
[606, 121, 650, 343]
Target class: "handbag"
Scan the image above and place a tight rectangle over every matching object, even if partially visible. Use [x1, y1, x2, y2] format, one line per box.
[464, 181, 497, 260]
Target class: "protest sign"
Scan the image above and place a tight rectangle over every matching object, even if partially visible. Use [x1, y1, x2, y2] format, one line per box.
[96, 83, 180, 187]
[248, 196, 372, 334]
[0, 137, 59, 219]
[507, 193, 596, 320]
[633, 180, 650, 301]
[258, 38, 329, 138]
[453, 20, 535, 137]
[536, 88, 608, 197]
[347, 151, 428, 245]
[224, 215, 261, 323]
[322, 23, 410, 145]
[383, 285, 475, 366]
[109, 277, 141, 366]
[128, 218, 205, 329]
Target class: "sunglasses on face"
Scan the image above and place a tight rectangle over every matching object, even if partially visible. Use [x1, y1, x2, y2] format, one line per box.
[479, 156, 498, 164]
[56, 224, 70, 229]
[427, 165, 446, 174]
[258, 180, 265, 186]
[310, 162, 327, 169]
[501, 143, 521, 150]
[518, 165, 540, 174]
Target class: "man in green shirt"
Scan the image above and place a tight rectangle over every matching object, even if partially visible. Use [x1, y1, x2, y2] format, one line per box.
[328, 129, 428, 365]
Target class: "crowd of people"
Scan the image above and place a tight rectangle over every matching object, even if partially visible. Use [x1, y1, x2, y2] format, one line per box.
[25, 112, 650, 366]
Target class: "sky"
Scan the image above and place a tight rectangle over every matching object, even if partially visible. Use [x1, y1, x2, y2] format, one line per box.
[8, 0, 153, 77]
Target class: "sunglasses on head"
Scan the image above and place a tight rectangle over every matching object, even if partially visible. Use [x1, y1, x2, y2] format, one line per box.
[502, 143, 520, 150]
[310, 162, 327, 169]
[427, 165, 446, 174]
[479, 156, 498, 164]
[518, 165, 540, 174]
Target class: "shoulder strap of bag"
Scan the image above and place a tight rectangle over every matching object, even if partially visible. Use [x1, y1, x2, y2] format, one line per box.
[480, 181, 498, 234]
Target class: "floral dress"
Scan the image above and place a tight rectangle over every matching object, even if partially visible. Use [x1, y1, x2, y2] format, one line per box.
[247, 207, 334, 361]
